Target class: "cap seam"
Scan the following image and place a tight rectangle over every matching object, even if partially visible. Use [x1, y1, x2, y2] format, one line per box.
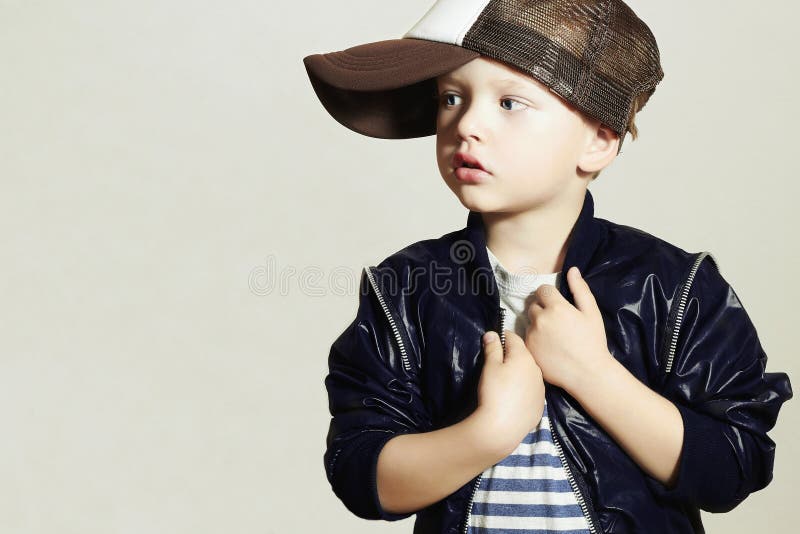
[575, 0, 615, 103]
[456, 0, 493, 45]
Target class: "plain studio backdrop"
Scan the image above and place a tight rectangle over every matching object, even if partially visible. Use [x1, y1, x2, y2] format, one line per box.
[0, 1, 797, 532]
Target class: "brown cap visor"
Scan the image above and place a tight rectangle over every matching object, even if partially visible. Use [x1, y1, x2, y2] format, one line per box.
[303, 39, 481, 139]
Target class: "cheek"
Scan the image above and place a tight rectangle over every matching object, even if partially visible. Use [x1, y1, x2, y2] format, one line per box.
[499, 131, 571, 182]
[435, 136, 446, 162]
[435, 136, 452, 176]
[520, 117, 581, 165]
[501, 123, 560, 164]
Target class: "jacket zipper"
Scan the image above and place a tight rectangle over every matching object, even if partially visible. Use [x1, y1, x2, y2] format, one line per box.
[365, 266, 412, 374]
[664, 252, 718, 374]
[549, 416, 599, 533]
[461, 308, 506, 534]
[461, 304, 599, 533]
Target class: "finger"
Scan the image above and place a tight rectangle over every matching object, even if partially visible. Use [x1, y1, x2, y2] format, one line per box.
[534, 283, 559, 306]
[526, 299, 543, 321]
[567, 266, 598, 314]
[482, 331, 504, 363]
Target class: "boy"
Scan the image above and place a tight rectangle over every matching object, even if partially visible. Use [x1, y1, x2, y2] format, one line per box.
[303, 1, 793, 533]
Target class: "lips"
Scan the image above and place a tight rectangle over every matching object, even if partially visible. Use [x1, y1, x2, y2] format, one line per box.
[452, 151, 491, 184]
[452, 152, 487, 172]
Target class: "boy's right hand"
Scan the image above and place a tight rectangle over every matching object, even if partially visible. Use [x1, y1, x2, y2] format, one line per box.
[474, 329, 546, 455]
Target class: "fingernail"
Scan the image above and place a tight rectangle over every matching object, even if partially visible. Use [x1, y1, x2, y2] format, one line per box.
[483, 332, 497, 344]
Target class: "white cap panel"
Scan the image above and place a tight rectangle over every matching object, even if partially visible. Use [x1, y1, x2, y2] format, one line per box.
[402, 0, 493, 45]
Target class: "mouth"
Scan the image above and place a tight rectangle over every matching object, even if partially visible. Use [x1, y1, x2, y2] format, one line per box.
[451, 152, 491, 184]
[452, 152, 488, 173]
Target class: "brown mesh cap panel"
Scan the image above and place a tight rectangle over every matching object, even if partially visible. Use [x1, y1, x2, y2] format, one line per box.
[462, 0, 663, 140]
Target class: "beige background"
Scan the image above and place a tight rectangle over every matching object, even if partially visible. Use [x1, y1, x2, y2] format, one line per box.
[0, 0, 796, 532]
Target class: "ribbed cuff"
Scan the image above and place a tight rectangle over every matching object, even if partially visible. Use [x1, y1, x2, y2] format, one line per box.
[645, 402, 742, 512]
[332, 429, 416, 521]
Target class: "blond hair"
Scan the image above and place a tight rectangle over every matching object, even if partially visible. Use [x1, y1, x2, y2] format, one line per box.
[591, 92, 649, 181]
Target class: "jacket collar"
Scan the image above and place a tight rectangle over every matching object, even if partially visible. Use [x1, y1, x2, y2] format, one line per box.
[464, 188, 606, 308]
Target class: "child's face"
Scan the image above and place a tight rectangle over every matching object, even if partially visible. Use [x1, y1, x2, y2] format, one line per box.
[434, 56, 601, 214]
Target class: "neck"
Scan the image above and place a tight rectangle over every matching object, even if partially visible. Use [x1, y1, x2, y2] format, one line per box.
[482, 189, 586, 276]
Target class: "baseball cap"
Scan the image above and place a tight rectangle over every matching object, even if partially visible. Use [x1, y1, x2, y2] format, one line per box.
[303, 0, 664, 152]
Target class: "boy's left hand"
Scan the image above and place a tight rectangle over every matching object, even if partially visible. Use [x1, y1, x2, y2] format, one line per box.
[525, 266, 614, 392]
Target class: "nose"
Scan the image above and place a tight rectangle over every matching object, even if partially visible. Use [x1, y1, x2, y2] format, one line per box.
[454, 100, 484, 143]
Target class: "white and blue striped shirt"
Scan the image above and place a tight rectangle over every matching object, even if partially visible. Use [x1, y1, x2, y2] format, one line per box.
[467, 248, 591, 533]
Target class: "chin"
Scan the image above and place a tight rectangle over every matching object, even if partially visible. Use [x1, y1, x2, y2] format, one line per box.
[440, 175, 495, 211]
[450, 190, 495, 213]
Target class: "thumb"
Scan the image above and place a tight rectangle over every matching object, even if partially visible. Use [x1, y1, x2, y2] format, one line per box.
[567, 266, 598, 315]
[482, 331, 505, 362]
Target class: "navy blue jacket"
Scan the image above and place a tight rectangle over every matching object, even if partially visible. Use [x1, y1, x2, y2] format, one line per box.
[323, 189, 793, 533]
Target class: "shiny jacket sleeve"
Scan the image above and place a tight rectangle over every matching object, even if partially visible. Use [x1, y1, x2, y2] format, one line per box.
[647, 256, 793, 512]
[323, 266, 431, 521]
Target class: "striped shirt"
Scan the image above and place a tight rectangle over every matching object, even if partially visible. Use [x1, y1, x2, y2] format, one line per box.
[466, 248, 591, 533]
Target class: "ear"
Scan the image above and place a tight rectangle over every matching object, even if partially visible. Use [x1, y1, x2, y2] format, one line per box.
[577, 120, 619, 175]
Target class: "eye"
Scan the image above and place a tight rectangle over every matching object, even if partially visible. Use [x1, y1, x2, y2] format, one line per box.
[500, 98, 528, 111]
[439, 93, 461, 107]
